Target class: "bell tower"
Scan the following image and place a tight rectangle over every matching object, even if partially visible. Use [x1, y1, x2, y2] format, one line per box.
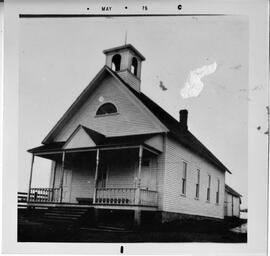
[103, 44, 145, 92]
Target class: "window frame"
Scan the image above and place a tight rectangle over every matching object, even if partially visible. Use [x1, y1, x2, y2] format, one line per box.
[216, 179, 220, 204]
[207, 174, 211, 202]
[195, 169, 200, 199]
[95, 102, 118, 117]
[181, 161, 187, 196]
[131, 57, 138, 76]
[111, 54, 121, 72]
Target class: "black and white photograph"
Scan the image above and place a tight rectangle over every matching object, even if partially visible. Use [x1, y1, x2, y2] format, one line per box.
[2, 0, 269, 254]
[18, 14, 249, 243]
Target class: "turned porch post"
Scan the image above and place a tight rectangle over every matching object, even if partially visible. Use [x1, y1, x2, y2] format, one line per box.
[27, 154, 35, 202]
[135, 146, 143, 204]
[93, 149, 100, 204]
[51, 161, 57, 201]
[134, 146, 143, 227]
[59, 151, 66, 203]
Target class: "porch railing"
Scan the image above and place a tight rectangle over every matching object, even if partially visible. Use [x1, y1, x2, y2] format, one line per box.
[95, 188, 158, 207]
[18, 192, 28, 209]
[139, 189, 158, 207]
[96, 188, 136, 205]
[27, 187, 158, 207]
[28, 188, 61, 203]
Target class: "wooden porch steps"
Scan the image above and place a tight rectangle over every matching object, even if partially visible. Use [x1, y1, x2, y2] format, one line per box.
[18, 206, 94, 230]
[37, 207, 91, 227]
[18, 208, 49, 225]
[18, 206, 96, 241]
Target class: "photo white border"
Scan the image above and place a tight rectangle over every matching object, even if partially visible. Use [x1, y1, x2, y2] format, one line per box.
[2, 0, 269, 255]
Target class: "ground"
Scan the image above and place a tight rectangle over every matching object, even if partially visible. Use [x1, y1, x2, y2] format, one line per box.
[67, 228, 247, 243]
[18, 210, 247, 243]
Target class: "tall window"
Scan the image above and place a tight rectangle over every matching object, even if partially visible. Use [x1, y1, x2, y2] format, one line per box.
[112, 54, 121, 71]
[216, 179, 220, 204]
[207, 175, 211, 201]
[195, 169, 200, 198]
[96, 103, 117, 116]
[131, 57, 138, 76]
[181, 162, 187, 195]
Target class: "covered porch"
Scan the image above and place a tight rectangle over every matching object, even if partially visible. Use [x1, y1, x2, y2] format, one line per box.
[27, 141, 161, 209]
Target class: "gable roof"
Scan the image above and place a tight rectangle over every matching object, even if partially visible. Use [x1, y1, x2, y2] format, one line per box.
[42, 66, 166, 144]
[80, 125, 106, 144]
[63, 125, 106, 149]
[40, 65, 231, 173]
[225, 184, 242, 197]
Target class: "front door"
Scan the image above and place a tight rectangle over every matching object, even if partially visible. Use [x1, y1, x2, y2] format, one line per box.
[62, 169, 72, 202]
[140, 158, 157, 190]
[98, 163, 108, 188]
[141, 159, 151, 190]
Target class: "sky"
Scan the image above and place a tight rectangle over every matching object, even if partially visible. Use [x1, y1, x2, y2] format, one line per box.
[19, 16, 249, 208]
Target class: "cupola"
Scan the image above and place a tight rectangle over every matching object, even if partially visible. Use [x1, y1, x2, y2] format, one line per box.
[103, 44, 145, 92]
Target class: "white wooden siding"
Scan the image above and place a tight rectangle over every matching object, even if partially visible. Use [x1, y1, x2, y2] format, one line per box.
[155, 135, 166, 210]
[49, 161, 56, 188]
[106, 161, 136, 188]
[63, 127, 97, 149]
[225, 193, 233, 216]
[163, 136, 225, 219]
[233, 200, 238, 217]
[51, 162, 62, 188]
[52, 76, 163, 142]
[145, 134, 164, 152]
[233, 197, 240, 217]
[225, 192, 240, 217]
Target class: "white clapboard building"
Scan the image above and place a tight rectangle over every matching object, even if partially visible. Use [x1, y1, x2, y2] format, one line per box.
[27, 44, 241, 226]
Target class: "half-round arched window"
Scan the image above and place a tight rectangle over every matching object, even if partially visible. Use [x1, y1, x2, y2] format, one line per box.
[96, 103, 118, 116]
[131, 57, 138, 76]
[111, 54, 121, 71]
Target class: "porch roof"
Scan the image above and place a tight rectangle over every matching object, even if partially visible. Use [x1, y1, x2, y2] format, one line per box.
[225, 184, 242, 198]
[28, 133, 160, 154]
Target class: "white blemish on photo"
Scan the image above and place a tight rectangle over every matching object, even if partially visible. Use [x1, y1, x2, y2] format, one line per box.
[99, 96, 104, 102]
[180, 62, 217, 98]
